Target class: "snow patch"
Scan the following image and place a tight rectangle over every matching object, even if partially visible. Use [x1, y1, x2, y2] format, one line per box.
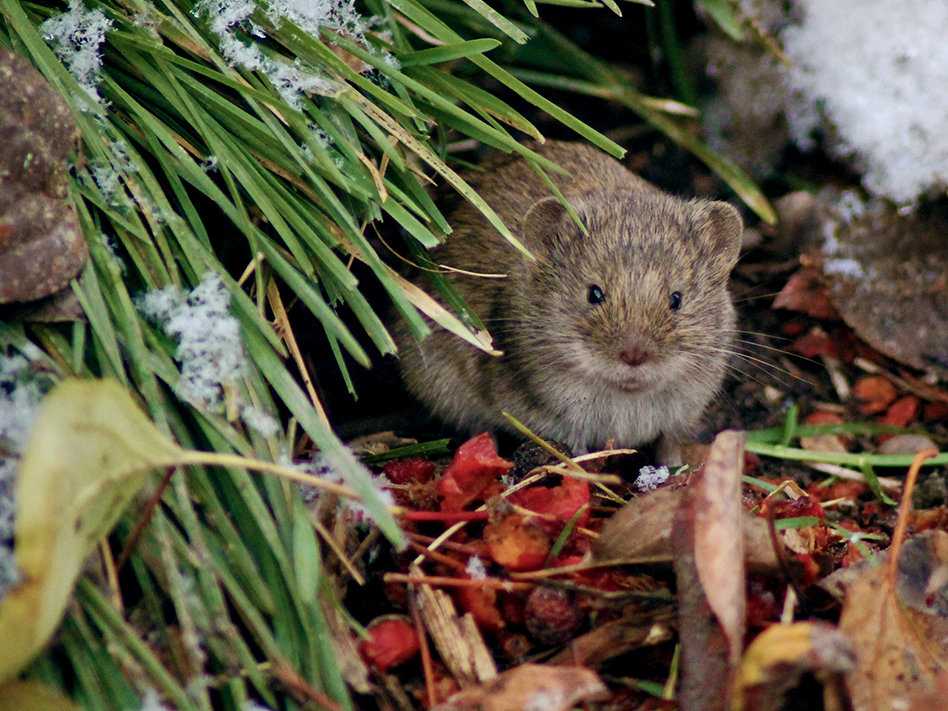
[40, 0, 112, 106]
[0, 353, 53, 599]
[634, 464, 670, 493]
[466, 555, 487, 580]
[138, 272, 248, 411]
[779, 0, 948, 202]
[822, 258, 866, 279]
[241, 406, 280, 438]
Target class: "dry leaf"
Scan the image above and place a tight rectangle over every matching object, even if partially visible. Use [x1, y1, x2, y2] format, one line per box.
[800, 433, 849, 454]
[772, 268, 839, 320]
[822, 202, 948, 377]
[594, 481, 782, 574]
[733, 622, 855, 711]
[0, 679, 83, 711]
[693, 430, 747, 666]
[549, 614, 675, 668]
[0, 379, 183, 683]
[877, 433, 937, 456]
[0, 188, 86, 303]
[592, 484, 682, 563]
[432, 663, 607, 711]
[839, 530, 948, 711]
[674, 430, 747, 711]
[0, 49, 79, 197]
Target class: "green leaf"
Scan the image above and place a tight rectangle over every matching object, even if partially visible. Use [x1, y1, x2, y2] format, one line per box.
[511, 22, 777, 224]
[399, 38, 502, 66]
[458, 0, 529, 44]
[696, 0, 744, 41]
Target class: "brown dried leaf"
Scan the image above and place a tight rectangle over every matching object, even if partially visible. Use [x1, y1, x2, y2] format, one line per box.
[839, 530, 948, 711]
[0, 285, 85, 323]
[799, 433, 849, 454]
[592, 484, 682, 563]
[674, 431, 747, 711]
[693, 431, 747, 666]
[852, 375, 897, 416]
[822, 202, 948, 377]
[432, 664, 607, 711]
[549, 614, 675, 668]
[772, 268, 839, 320]
[593, 482, 782, 574]
[734, 622, 855, 711]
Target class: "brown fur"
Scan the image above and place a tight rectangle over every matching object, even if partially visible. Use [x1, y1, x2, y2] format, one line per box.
[394, 142, 743, 463]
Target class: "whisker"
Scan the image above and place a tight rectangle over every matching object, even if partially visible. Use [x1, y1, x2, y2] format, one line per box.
[683, 344, 812, 386]
[735, 329, 796, 344]
[731, 289, 787, 305]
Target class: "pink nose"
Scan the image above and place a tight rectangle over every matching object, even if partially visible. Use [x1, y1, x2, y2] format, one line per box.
[619, 347, 650, 368]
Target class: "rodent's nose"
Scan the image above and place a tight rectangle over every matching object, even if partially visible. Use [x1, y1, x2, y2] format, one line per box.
[619, 347, 651, 368]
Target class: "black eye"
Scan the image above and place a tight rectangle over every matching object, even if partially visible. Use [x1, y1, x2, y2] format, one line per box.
[587, 284, 605, 305]
[669, 291, 683, 310]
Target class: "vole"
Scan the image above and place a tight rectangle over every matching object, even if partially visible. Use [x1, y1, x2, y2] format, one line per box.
[394, 142, 743, 464]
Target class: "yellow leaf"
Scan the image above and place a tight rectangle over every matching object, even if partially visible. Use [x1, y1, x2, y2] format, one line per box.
[0, 680, 83, 711]
[0, 379, 183, 683]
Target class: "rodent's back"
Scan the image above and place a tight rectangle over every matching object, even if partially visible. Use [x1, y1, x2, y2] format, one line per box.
[395, 141, 744, 459]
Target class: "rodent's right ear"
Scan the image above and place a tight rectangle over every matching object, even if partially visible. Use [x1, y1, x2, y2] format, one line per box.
[520, 197, 575, 253]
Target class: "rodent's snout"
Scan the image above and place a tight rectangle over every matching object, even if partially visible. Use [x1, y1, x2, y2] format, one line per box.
[618, 345, 652, 368]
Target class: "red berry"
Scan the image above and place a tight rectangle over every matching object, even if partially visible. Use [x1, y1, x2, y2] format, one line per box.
[524, 586, 583, 646]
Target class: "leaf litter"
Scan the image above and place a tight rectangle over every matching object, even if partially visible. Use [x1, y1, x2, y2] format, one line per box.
[325, 189, 948, 708]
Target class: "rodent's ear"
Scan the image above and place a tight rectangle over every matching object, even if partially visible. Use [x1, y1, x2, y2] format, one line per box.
[520, 197, 575, 253]
[694, 200, 743, 279]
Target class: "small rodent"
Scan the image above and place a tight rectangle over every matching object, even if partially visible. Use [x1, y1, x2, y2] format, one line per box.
[395, 141, 743, 463]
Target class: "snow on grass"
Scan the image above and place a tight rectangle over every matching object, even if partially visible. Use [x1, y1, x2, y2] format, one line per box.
[240, 405, 280, 438]
[40, 0, 113, 107]
[0, 352, 53, 598]
[195, 0, 397, 110]
[264, 0, 369, 41]
[138, 272, 248, 411]
[297, 450, 395, 528]
[780, 0, 948, 202]
[197, 0, 338, 108]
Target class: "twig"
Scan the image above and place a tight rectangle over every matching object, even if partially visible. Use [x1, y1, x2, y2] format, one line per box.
[806, 461, 901, 491]
[266, 279, 331, 429]
[407, 541, 469, 572]
[887, 448, 939, 584]
[410, 595, 438, 707]
[271, 663, 344, 711]
[115, 466, 177, 573]
[385, 573, 532, 592]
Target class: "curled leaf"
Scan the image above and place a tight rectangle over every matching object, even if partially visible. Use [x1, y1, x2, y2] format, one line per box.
[0, 379, 183, 683]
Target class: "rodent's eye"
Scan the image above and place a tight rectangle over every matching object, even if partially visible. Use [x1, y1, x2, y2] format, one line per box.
[587, 284, 606, 305]
[669, 291, 683, 311]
